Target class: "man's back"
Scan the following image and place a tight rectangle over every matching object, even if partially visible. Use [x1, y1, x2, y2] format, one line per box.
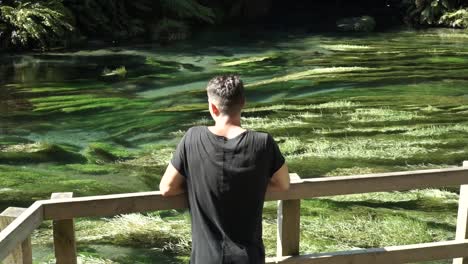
[171, 126, 285, 264]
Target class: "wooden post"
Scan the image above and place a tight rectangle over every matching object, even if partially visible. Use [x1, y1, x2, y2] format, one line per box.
[454, 161, 468, 264]
[51, 192, 77, 264]
[277, 173, 302, 257]
[0, 207, 32, 264]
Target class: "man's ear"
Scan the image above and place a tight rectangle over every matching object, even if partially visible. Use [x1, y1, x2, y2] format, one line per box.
[210, 101, 220, 116]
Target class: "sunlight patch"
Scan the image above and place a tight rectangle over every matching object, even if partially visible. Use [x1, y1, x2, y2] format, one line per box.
[320, 44, 371, 51]
[220, 56, 271, 67]
[247, 67, 371, 87]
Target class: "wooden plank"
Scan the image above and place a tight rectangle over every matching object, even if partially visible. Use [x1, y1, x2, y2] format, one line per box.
[0, 207, 32, 264]
[42, 191, 188, 220]
[42, 173, 298, 221]
[51, 193, 77, 264]
[41, 167, 468, 220]
[277, 174, 302, 257]
[277, 199, 301, 257]
[266, 239, 468, 264]
[289, 173, 302, 183]
[453, 161, 468, 264]
[266, 167, 468, 201]
[0, 202, 43, 262]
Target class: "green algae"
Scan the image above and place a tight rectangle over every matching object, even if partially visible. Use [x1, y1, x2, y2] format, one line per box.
[0, 164, 136, 205]
[246, 67, 373, 87]
[31, 95, 141, 114]
[348, 108, 423, 123]
[65, 164, 118, 175]
[84, 142, 135, 163]
[219, 55, 273, 67]
[0, 142, 86, 164]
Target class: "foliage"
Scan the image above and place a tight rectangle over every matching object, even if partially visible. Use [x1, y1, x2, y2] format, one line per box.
[152, 18, 190, 42]
[402, 0, 468, 28]
[61, 0, 215, 41]
[159, 0, 215, 24]
[439, 8, 468, 28]
[62, 0, 148, 39]
[0, 0, 74, 49]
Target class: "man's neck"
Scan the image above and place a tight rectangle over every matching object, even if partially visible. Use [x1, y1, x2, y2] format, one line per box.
[214, 114, 241, 128]
[209, 114, 246, 138]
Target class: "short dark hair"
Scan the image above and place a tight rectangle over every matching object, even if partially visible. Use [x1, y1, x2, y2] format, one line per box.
[206, 75, 245, 115]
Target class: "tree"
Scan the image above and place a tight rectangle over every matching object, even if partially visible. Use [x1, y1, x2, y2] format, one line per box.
[0, 0, 74, 49]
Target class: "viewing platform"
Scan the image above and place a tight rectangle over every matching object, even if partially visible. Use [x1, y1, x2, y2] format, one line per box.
[1, 162, 468, 264]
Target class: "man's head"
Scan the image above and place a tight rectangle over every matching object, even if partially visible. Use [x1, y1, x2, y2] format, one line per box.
[206, 75, 245, 117]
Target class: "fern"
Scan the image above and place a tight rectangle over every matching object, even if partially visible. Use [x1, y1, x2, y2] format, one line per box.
[0, 0, 74, 49]
[159, 0, 215, 24]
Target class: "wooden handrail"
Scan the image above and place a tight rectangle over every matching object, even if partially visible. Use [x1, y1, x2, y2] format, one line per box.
[40, 167, 468, 220]
[1, 166, 468, 263]
[266, 239, 468, 264]
[0, 202, 43, 261]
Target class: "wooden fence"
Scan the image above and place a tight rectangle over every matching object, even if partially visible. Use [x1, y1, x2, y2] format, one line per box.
[1, 162, 468, 264]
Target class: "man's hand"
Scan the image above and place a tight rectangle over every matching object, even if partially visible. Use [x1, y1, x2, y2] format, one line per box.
[159, 163, 186, 196]
[267, 163, 290, 192]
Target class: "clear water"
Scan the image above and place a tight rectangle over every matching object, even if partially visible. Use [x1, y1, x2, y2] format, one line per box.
[1, 28, 468, 263]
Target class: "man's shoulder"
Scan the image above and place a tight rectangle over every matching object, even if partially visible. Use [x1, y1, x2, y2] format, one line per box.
[248, 129, 269, 138]
[184, 126, 205, 135]
[247, 130, 274, 146]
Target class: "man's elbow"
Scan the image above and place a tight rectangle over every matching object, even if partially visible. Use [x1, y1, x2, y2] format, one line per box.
[278, 181, 290, 191]
[160, 183, 185, 197]
[269, 180, 290, 192]
[159, 184, 172, 197]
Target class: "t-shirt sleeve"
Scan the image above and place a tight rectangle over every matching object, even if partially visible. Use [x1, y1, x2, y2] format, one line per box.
[170, 130, 189, 177]
[266, 134, 285, 178]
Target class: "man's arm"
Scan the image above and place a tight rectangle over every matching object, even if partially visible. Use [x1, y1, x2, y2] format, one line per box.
[159, 163, 186, 196]
[267, 163, 290, 192]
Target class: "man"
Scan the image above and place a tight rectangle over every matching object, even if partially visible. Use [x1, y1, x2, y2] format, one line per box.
[159, 75, 290, 264]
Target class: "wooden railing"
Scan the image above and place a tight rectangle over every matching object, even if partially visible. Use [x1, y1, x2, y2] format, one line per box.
[1, 163, 468, 264]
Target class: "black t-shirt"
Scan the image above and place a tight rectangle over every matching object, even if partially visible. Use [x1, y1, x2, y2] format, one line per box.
[170, 126, 285, 264]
